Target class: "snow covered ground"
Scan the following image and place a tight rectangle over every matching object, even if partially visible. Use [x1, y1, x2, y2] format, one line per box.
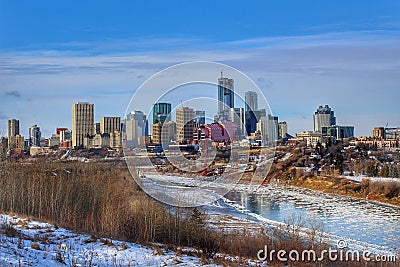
[342, 175, 400, 184]
[0, 214, 222, 267]
[277, 152, 292, 162]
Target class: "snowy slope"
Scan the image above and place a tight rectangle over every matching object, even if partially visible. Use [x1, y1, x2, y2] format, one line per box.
[342, 175, 400, 184]
[0, 214, 221, 267]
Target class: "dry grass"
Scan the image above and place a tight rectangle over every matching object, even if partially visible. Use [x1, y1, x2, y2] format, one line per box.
[1, 159, 396, 266]
[285, 175, 400, 207]
[0, 160, 213, 253]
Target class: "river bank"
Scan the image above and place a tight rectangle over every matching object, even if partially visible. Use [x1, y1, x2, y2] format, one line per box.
[280, 174, 400, 207]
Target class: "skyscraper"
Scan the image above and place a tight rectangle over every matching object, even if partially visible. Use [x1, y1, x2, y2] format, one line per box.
[125, 111, 148, 147]
[152, 103, 171, 124]
[194, 110, 206, 125]
[229, 107, 245, 136]
[100, 117, 121, 134]
[245, 110, 263, 135]
[8, 119, 19, 138]
[72, 102, 94, 148]
[127, 111, 148, 136]
[152, 121, 176, 144]
[278, 121, 288, 138]
[245, 91, 258, 113]
[313, 105, 336, 132]
[29, 125, 41, 147]
[257, 115, 279, 145]
[218, 72, 234, 114]
[8, 119, 20, 147]
[176, 107, 195, 141]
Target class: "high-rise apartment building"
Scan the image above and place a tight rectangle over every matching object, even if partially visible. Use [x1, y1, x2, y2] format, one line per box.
[245, 91, 258, 113]
[152, 121, 176, 144]
[8, 119, 20, 148]
[100, 117, 121, 134]
[257, 115, 279, 144]
[8, 119, 19, 138]
[313, 105, 336, 132]
[72, 102, 94, 148]
[229, 107, 245, 136]
[218, 72, 234, 114]
[153, 103, 171, 124]
[176, 107, 195, 141]
[127, 111, 147, 136]
[278, 121, 288, 138]
[125, 111, 148, 147]
[29, 125, 41, 147]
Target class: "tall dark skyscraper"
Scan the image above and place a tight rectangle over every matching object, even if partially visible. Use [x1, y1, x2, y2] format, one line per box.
[218, 72, 234, 114]
[245, 91, 258, 112]
[152, 103, 172, 124]
[29, 125, 41, 147]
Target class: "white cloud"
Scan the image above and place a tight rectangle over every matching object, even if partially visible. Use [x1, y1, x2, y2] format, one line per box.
[0, 30, 399, 137]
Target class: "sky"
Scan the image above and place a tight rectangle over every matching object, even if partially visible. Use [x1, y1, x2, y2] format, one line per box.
[0, 0, 399, 137]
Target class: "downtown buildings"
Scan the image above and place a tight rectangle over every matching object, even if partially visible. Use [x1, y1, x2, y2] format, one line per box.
[145, 73, 280, 146]
[313, 105, 336, 132]
[217, 72, 234, 114]
[29, 125, 41, 147]
[7, 119, 24, 151]
[72, 102, 94, 148]
[125, 111, 148, 147]
[153, 103, 171, 124]
[8, 72, 397, 156]
[295, 105, 355, 147]
[72, 102, 123, 150]
[176, 107, 196, 141]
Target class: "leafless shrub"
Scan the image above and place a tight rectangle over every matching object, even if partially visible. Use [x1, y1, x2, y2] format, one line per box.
[361, 179, 400, 199]
[31, 242, 41, 250]
[4, 224, 19, 238]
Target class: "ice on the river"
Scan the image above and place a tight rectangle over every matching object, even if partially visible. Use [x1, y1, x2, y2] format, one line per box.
[142, 173, 400, 255]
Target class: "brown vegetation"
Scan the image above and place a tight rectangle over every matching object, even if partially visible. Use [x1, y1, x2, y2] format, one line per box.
[267, 145, 400, 207]
[0, 160, 213, 252]
[283, 175, 400, 207]
[1, 159, 397, 266]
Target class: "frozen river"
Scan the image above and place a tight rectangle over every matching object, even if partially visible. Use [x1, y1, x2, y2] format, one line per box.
[220, 187, 400, 251]
[142, 174, 400, 253]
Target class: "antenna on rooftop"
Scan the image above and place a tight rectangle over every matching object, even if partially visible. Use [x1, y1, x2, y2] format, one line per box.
[220, 70, 223, 78]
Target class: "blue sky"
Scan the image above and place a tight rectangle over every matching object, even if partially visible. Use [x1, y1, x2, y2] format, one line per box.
[0, 1, 399, 137]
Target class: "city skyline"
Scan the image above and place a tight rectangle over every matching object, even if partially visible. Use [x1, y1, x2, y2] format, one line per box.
[0, 100, 375, 140]
[1, 1, 399, 137]
[3, 98, 400, 153]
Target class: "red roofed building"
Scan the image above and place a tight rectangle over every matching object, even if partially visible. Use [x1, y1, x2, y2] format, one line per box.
[56, 128, 68, 135]
[193, 121, 237, 142]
